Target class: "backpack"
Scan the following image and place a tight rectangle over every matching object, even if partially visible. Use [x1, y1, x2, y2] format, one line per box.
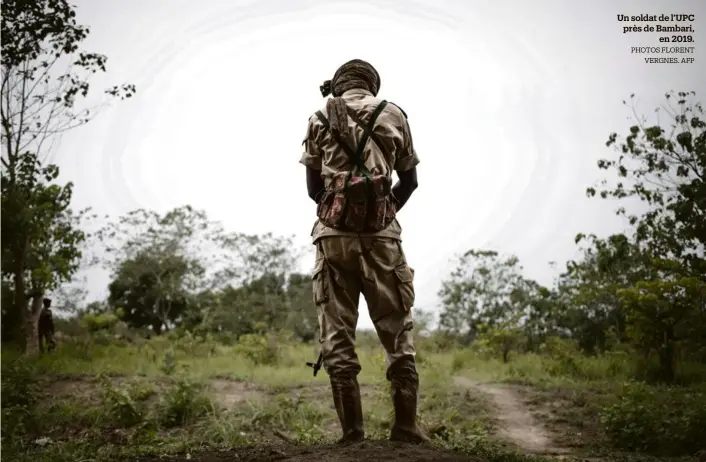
[314, 100, 397, 232]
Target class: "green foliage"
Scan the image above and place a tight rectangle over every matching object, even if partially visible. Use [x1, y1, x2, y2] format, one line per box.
[0, 359, 40, 446]
[235, 333, 279, 366]
[98, 207, 304, 338]
[171, 330, 218, 358]
[1, 0, 134, 353]
[438, 250, 535, 344]
[160, 349, 177, 376]
[592, 92, 705, 273]
[80, 312, 119, 333]
[98, 373, 146, 427]
[539, 337, 585, 378]
[475, 324, 524, 363]
[157, 378, 213, 428]
[619, 268, 706, 382]
[101, 207, 214, 334]
[600, 382, 706, 456]
[0, 152, 90, 351]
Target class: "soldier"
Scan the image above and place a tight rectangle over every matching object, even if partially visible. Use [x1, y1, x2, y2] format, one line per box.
[300, 59, 427, 444]
[38, 297, 56, 353]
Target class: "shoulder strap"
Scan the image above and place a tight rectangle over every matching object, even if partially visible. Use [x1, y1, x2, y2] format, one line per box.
[388, 102, 407, 119]
[314, 110, 358, 161]
[314, 100, 389, 175]
[349, 100, 387, 176]
[346, 102, 389, 157]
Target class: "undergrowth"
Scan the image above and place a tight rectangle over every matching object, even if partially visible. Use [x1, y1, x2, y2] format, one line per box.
[3, 333, 706, 461]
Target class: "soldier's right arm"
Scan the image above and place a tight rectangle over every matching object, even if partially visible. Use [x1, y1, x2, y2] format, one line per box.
[300, 115, 325, 202]
[392, 110, 420, 211]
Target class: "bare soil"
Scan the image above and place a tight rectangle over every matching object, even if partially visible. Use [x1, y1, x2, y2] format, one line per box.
[41, 375, 582, 461]
[132, 440, 482, 462]
[453, 376, 571, 456]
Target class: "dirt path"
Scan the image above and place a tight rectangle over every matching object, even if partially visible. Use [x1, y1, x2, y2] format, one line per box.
[453, 376, 569, 456]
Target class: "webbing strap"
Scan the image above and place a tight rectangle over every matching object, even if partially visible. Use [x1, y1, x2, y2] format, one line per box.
[314, 110, 359, 167]
[314, 100, 389, 177]
[346, 105, 389, 158]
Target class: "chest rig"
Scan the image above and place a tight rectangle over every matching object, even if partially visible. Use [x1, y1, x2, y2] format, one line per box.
[314, 100, 397, 232]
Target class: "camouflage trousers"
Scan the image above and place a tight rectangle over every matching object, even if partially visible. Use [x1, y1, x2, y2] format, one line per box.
[312, 236, 417, 378]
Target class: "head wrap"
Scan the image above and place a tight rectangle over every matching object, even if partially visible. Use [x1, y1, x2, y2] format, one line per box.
[319, 60, 381, 146]
[320, 59, 381, 98]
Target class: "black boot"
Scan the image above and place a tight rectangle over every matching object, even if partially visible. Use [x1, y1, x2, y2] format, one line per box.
[330, 373, 365, 444]
[389, 368, 429, 444]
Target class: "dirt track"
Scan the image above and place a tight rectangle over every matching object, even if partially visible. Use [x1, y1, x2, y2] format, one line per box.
[453, 376, 569, 456]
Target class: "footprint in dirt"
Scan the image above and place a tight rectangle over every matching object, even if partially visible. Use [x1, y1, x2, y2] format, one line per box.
[453, 376, 571, 457]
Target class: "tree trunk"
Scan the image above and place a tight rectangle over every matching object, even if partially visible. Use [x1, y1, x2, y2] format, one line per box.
[658, 327, 676, 383]
[24, 294, 44, 356]
[12, 257, 28, 351]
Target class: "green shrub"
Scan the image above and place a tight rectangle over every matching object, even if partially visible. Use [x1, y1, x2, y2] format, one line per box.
[235, 333, 279, 366]
[158, 378, 213, 428]
[599, 381, 706, 456]
[475, 325, 524, 363]
[450, 348, 474, 373]
[173, 331, 218, 357]
[98, 374, 145, 427]
[80, 313, 119, 333]
[1, 359, 40, 446]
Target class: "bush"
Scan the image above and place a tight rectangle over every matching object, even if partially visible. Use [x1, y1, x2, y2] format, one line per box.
[599, 381, 706, 456]
[173, 331, 217, 357]
[98, 374, 146, 427]
[158, 378, 213, 428]
[540, 337, 585, 378]
[1, 359, 40, 446]
[80, 313, 119, 333]
[475, 326, 524, 363]
[450, 348, 475, 373]
[235, 333, 279, 366]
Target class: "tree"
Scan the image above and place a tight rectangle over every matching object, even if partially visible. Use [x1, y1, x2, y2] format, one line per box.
[437, 249, 531, 344]
[588, 91, 704, 275]
[100, 206, 304, 336]
[558, 233, 652, 354]
[475, 321, 524, 363]
[108, 250, 193, 334]
[520, 281, 564, 352]
[0, 154, 90, 353]
[618, 259, 706, 382]
[577, 91, 706, 380]
[190, 231, 304, 337]
[100, 207, 218, 334]
[1, 0, 134, 354]
[283, 272, 318, 342]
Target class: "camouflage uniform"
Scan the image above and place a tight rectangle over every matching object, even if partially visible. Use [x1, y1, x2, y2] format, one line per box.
[301, 68, 427, 443]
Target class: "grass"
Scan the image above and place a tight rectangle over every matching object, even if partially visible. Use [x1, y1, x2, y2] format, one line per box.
[2, 333, 705, 462]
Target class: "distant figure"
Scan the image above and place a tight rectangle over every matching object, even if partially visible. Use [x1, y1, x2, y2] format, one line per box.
[301, 59, 427, 444]
[38, 298, 56, 353]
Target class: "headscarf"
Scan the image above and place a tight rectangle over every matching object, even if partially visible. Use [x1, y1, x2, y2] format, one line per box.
[319, 60, 381, 147]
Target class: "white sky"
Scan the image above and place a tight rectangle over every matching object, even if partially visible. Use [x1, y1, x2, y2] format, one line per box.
[52, 0, 705, 328]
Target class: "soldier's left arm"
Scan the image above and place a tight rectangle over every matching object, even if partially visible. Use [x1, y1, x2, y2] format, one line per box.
[391, 108, 420, 211]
